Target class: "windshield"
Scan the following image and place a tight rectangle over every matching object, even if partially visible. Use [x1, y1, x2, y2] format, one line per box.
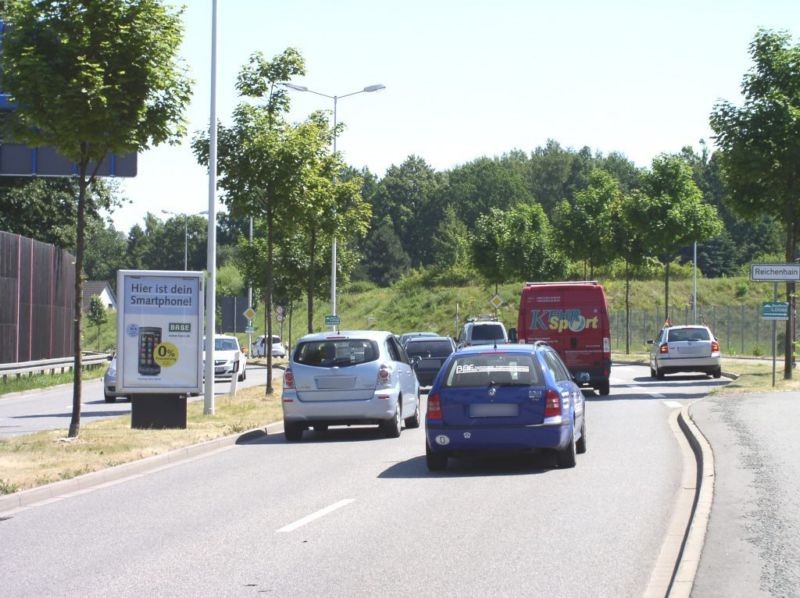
[471, 324, 505, 341]
[215, 338, 239, 351]
[294, 339, 378, 367]
[443, 353, 539, 387]
[668, 328, 711, 342]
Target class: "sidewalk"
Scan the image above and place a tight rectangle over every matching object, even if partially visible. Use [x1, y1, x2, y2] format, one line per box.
[689, 391, 800, 597]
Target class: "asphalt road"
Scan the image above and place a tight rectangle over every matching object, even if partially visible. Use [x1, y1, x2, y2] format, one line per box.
[0, 363, 276, 438]
[0, 364, 725, 597]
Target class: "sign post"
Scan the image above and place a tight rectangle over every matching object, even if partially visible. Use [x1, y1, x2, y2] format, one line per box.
[751, 264, 799, 386]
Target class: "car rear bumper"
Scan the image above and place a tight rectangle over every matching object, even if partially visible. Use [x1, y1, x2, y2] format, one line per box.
[282, 390, 399, 424]
[655, 356, 720, 373]
[425, 423, 572, 454]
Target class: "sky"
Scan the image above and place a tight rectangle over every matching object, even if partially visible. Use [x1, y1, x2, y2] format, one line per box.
[111, 0, 800, 233]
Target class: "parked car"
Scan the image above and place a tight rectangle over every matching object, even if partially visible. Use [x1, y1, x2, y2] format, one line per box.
[398, 331, 438, 347]
[648, 324, 721, 379]
[103, 355, 129, 403]
[425, 342, 587, 471]
[456, 316, 508, 349]
[281, 330, 421, 442]
[252, 334, 286, 358]
[204, 335, 247, 381]
[405, 335, 456, 387]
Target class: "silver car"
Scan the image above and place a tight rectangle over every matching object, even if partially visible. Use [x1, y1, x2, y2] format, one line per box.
[281, 330, 421, 442]
[103, 356, 129, 403]
[648, 325, 722, 379]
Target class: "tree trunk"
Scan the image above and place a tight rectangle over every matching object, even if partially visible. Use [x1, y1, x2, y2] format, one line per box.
[68, 161, 88, 438]
[783, 217, 798, 379]
[265, 195, 274, 395]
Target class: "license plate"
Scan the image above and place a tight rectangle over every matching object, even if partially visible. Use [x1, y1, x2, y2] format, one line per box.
[469, 403, 518, 417]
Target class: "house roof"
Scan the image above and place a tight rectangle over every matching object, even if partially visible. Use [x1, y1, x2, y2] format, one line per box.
[82, 281, 116, 312]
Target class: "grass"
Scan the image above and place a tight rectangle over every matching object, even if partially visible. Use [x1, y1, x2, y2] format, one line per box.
[0, 379, 283, 495]
[0, 365, 106, 397]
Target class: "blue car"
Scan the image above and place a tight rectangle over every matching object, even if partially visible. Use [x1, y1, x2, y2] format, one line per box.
[425, 342, 587, 471]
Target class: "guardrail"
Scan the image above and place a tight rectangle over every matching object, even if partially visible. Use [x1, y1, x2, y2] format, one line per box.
[0, 352, 111, 382]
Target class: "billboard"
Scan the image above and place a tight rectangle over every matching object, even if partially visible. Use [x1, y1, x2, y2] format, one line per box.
[117, 270, 204, 395]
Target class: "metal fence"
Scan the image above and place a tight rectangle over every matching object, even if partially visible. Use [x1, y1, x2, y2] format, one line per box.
[610, 305, 790, 357]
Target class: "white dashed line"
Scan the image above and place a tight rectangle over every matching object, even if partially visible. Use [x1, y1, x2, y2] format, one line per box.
[663, 400, 683, 409]
[277, 499, 355, 533]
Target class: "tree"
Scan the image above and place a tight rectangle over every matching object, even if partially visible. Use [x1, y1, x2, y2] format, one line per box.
[629, 155, 723, 319]
[87, 296, 108, 352]
[1, 0, 192, 437]
[363, 216, 410, 286]
[710, 28, 800, 378]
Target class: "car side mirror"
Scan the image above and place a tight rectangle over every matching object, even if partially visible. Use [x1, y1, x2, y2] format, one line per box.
[508, 327, 517, 342]
[410, 355, 421, 368]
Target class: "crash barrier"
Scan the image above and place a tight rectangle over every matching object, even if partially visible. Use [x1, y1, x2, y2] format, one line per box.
[0, 352, 110, 383]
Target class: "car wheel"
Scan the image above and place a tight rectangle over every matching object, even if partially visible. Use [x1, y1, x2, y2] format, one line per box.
[650, 366, 657, 378]
[404, 400, 421, 429]
[426, 444, 448, 471]
[381, 403, 402, 438]
[713, 367, 722, 379]
[576, 418, 587, 454]
[656, 367, 665, 380]
[284, 421, 303, 442]
[104, 393, 116, 403]
[598, 380, 610, 396]
[239, 367, 246, 382]
[556, 426, 577, 468]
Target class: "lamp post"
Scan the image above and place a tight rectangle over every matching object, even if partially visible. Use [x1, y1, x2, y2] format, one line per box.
[282, 82, 385, 320]
[162, 209, 209, 270]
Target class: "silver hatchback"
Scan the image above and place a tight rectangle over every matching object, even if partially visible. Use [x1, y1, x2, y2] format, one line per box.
[281, 330, 421, 441]
[649, 325, 722, 379]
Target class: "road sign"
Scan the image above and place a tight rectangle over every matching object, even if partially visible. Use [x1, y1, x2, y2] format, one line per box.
[245, 325, 255, 334]
[750, 263, 800, 282]
[276, 305, 285, 316]
[243, 307, 256, 321]
[276, 314, 284, 323]
[489, 294, 504, 310]
[324, 314, 340, 326]
[761, 302, 789, 320]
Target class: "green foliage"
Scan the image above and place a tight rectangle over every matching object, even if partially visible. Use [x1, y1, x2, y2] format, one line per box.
[87, 296, 109, 351]
[363, 216, 411, 286]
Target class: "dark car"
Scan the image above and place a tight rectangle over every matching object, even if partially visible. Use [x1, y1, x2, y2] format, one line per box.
[425, 342, 587, 471]
[405, 336, 456, 387]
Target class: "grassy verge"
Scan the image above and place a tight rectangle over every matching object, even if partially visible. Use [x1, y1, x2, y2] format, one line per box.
[0, 380, 283, 495]
[0, 365, 106, 397]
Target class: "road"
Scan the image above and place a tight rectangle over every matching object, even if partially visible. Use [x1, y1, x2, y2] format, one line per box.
[0, 363, 276, 438]
[0, 364, 726, 596]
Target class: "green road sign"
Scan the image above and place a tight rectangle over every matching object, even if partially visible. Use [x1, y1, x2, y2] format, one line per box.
[761, 301, 789, 320]
[324, 315, 340, 326]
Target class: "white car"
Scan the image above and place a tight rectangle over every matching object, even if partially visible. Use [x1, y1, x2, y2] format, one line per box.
[204, 335, 247, 381]
[251, 335, 286, 358]
[648, 325, 721, 379]
[281, 330, 421, 442]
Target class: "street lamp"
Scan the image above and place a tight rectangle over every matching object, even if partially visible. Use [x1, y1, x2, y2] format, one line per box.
[162, 209, 209, 270]
[282, 82, 385, 319]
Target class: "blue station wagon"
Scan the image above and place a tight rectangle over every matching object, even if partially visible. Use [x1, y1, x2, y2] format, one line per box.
[425, 342, 587, 471]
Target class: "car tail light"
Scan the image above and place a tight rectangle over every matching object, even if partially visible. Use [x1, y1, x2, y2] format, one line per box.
[659, 343, 669, 354]
[427, 393, 442, 420]
[544, 389, 561, 418]
[377, 364, 391, 386]
[711, 339, 720, 352]
[284, 368, 295, 389]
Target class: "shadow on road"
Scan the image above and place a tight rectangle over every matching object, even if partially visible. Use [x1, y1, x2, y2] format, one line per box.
[378, 451, 555, 479]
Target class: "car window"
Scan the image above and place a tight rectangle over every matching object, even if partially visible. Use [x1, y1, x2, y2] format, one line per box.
[405, 340, 454, 358]
[294, 339, 378, 367]
[443, 353, 539, 387]
[542, 350, 571, 382]
[271, 336, 281, 344]
[470, 324, 505, 341]
[386, 336, 409, 364]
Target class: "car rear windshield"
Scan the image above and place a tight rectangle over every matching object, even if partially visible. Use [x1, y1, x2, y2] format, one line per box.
[294, 339, 379, 367]
[471, 324, 506, 341]
[668, 328, 711, 342]
[405, 340, 453, 358]
[443, 353, 540, 387]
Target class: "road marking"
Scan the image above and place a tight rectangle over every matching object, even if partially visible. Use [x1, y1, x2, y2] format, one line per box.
[663, 400, 683, 409]
[277, 499, 355, 533]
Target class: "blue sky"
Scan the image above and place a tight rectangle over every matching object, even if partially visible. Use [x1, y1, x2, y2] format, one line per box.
[111, 0, 800, 232]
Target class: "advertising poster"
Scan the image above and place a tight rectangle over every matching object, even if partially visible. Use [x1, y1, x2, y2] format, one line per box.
[117, 270, 204, 394]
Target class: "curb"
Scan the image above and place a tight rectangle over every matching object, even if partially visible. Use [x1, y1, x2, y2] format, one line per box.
[0, 422, 284, 515]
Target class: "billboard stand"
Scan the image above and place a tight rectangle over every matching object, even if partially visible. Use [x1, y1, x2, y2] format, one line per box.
[131, 394, 187, 429]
